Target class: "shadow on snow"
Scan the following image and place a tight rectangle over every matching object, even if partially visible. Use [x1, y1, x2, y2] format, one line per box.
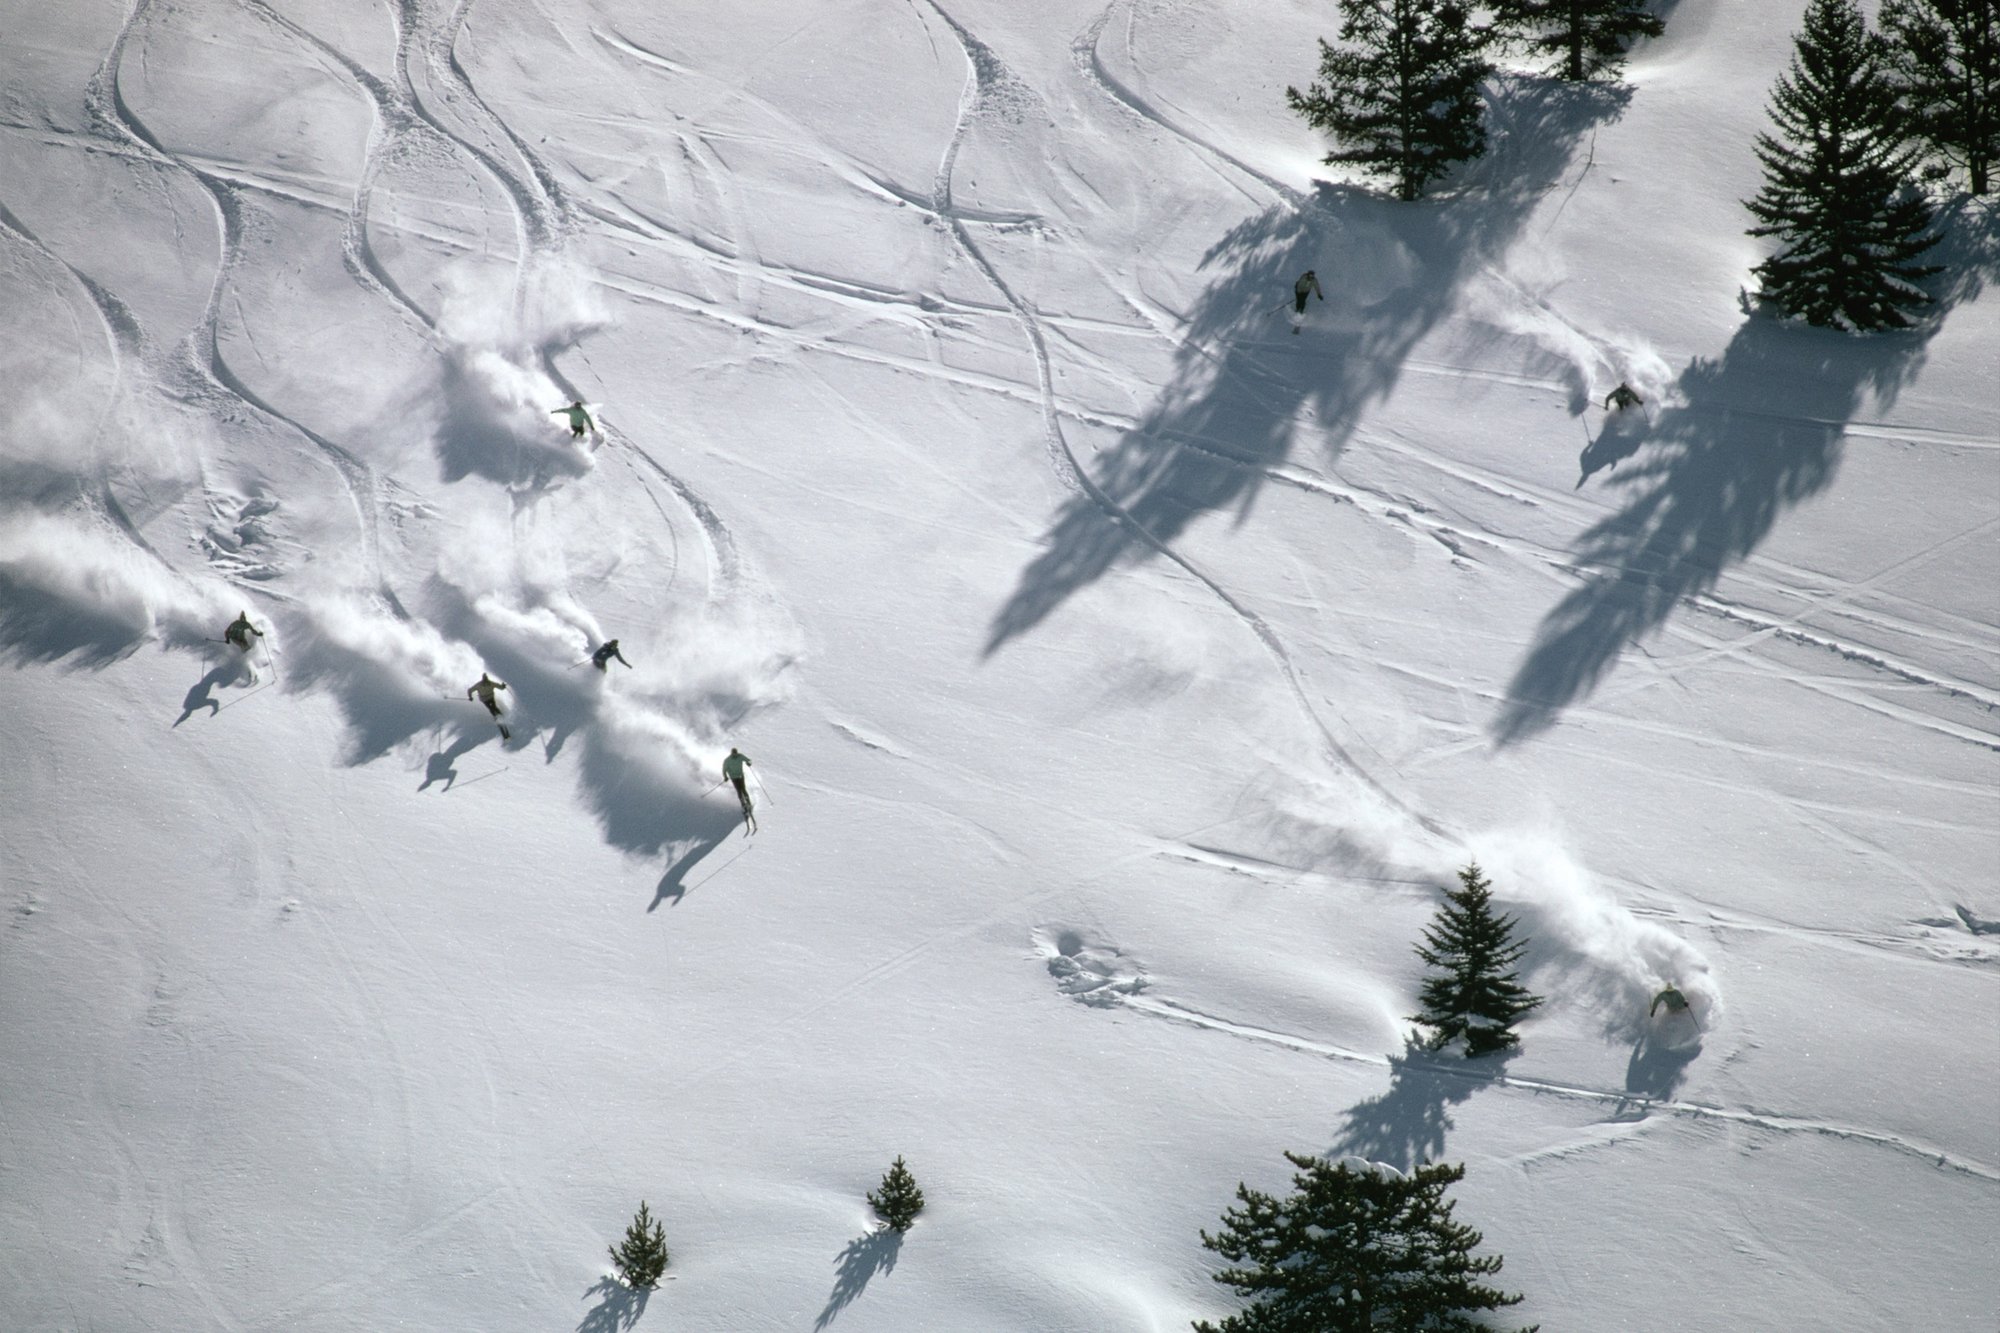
[814, 1227, 902, 1330]
[1503, 200, 1999, 743]
[987, 77, 1631, 654]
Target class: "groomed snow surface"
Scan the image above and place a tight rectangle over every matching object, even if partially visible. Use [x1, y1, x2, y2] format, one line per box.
[1, 0, 1995, 1328]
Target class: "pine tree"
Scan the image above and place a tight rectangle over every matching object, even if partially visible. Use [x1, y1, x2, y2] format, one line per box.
[867, 1156, 925, 1232]
[1746, 0, 1942, 330]
[1881, 0, 1999, 194]
[1196, 1155, 1536, 1333]
[1286, 0, 1493, 201]
[1410, 863, 1543, 1057]
[607, 1200, 670, 1289]
[1491, 0, 1664, 82]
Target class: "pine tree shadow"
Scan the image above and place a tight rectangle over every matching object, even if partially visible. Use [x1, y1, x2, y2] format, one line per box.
[1495, 315, 1938, 744]
[1330, 1036, 1513, 1171]
[1508, 194, 1998, 741]
[814, 1227, 901, 1330]
[577, 1276, 648, 1333]
[986, 77, 1629, 654]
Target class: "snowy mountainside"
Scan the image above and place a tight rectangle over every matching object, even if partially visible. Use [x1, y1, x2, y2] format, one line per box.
[1, 0, 1995, 1329]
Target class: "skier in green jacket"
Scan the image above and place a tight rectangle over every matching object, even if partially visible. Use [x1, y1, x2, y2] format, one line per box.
[553, 400, 595, 440]
[468, 672, 511, 740]
[1649, 984, 1690, 1018]
[722, 747, 754, 827]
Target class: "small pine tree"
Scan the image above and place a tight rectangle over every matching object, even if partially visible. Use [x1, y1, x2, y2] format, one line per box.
[1286, 0, 1493, 201]
[1410, 862, 1543, 1057]
[607, 1200, 669, 1289]
[867, 1156, 925, 1232]
[1196, 1155, 1536, 1333]
[1881, 0, 1999, 195]
[1492, 0, 1664, 82]
[1746, 0, 1942, 330]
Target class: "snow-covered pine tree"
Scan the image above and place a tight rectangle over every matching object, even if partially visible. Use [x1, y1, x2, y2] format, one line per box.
[1196, 1155, 1536, 1333]
[1746, 0, 1942, 330]
[1286, 0, 1493, 200]
[1881, 0, 1999, 195]
[867, 1156, 925, 1232]
[607, 1200, 670, 1289]
[1491, 0, 1664, 82]
[1410, 862, 1543, 1057]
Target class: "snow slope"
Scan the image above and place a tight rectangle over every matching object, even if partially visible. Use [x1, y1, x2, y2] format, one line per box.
[1, 0, 1994, 1328]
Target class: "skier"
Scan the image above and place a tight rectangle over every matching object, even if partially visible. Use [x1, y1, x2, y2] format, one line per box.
[223, 611, 262, 650]
[591, 639, 631, 672]
[553, 400, 595, 440]
[1649, 984, 1690, 1018]
[1604, 381, 1644, 412]
[468, 672, 511, 740]
[1292, 269, 1324, 333]
[722, 746, 755, 829]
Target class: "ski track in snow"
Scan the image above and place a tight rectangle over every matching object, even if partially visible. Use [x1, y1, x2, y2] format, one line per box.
[1109, 991, 1997, 1182]
[917, 0, 1453, 846]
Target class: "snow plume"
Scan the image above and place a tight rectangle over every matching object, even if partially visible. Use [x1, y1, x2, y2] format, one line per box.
[0, 510, 229, 666]
[1274, 775, 1714, 1041]
[287, 593, 488, 762]
[627, 598, 801, 735]
[1469, 265, 1673, 413]
[578, 691, 739, 857]
[1466, 829, 1717, 1041]
[435, 517, 597, 659]
[428, 262, 608, 488]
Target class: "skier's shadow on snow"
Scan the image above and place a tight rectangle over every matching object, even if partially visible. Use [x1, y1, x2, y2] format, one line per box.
[1505, 199, 2000, 743]
[814, 1228, 901, 1330]
[175, 655, 256, 725]
[1330, 1038, 1510, 1171]
[1619, 1031, 1698, 1109]
[576, 1275, 646, 1333]
[417, 730, 483, 791]
[986, 78, 1628, 655]
[1575, 410, 1647, 487]
[648, 825, 737, 909]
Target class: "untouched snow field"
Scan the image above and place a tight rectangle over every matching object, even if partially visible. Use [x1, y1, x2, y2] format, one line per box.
[2, 0, 1995, 1328]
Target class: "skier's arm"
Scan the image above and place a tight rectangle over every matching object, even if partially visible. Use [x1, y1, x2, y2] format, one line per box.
[615, 649, 630, 667]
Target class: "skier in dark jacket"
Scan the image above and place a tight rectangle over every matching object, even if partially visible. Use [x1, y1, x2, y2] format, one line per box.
[1649, 985, 1690, 1017]
[1605, 381, 1644, 411]
[722, 747, 754, 826]
[591, 639, 631, 671]
[224, 611, 263, 650]
[1292, 270, 1324, 333]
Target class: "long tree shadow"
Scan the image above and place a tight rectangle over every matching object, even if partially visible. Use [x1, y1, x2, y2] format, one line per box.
[1498, 325, 1932, 744]
[1502, 198, 1999, 742]
[1330, 1037, 1510, 1171]
[987, 77, 1629, 653]
[814, 1227, 901, 1330]
[577, 1276, 647, 1333]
